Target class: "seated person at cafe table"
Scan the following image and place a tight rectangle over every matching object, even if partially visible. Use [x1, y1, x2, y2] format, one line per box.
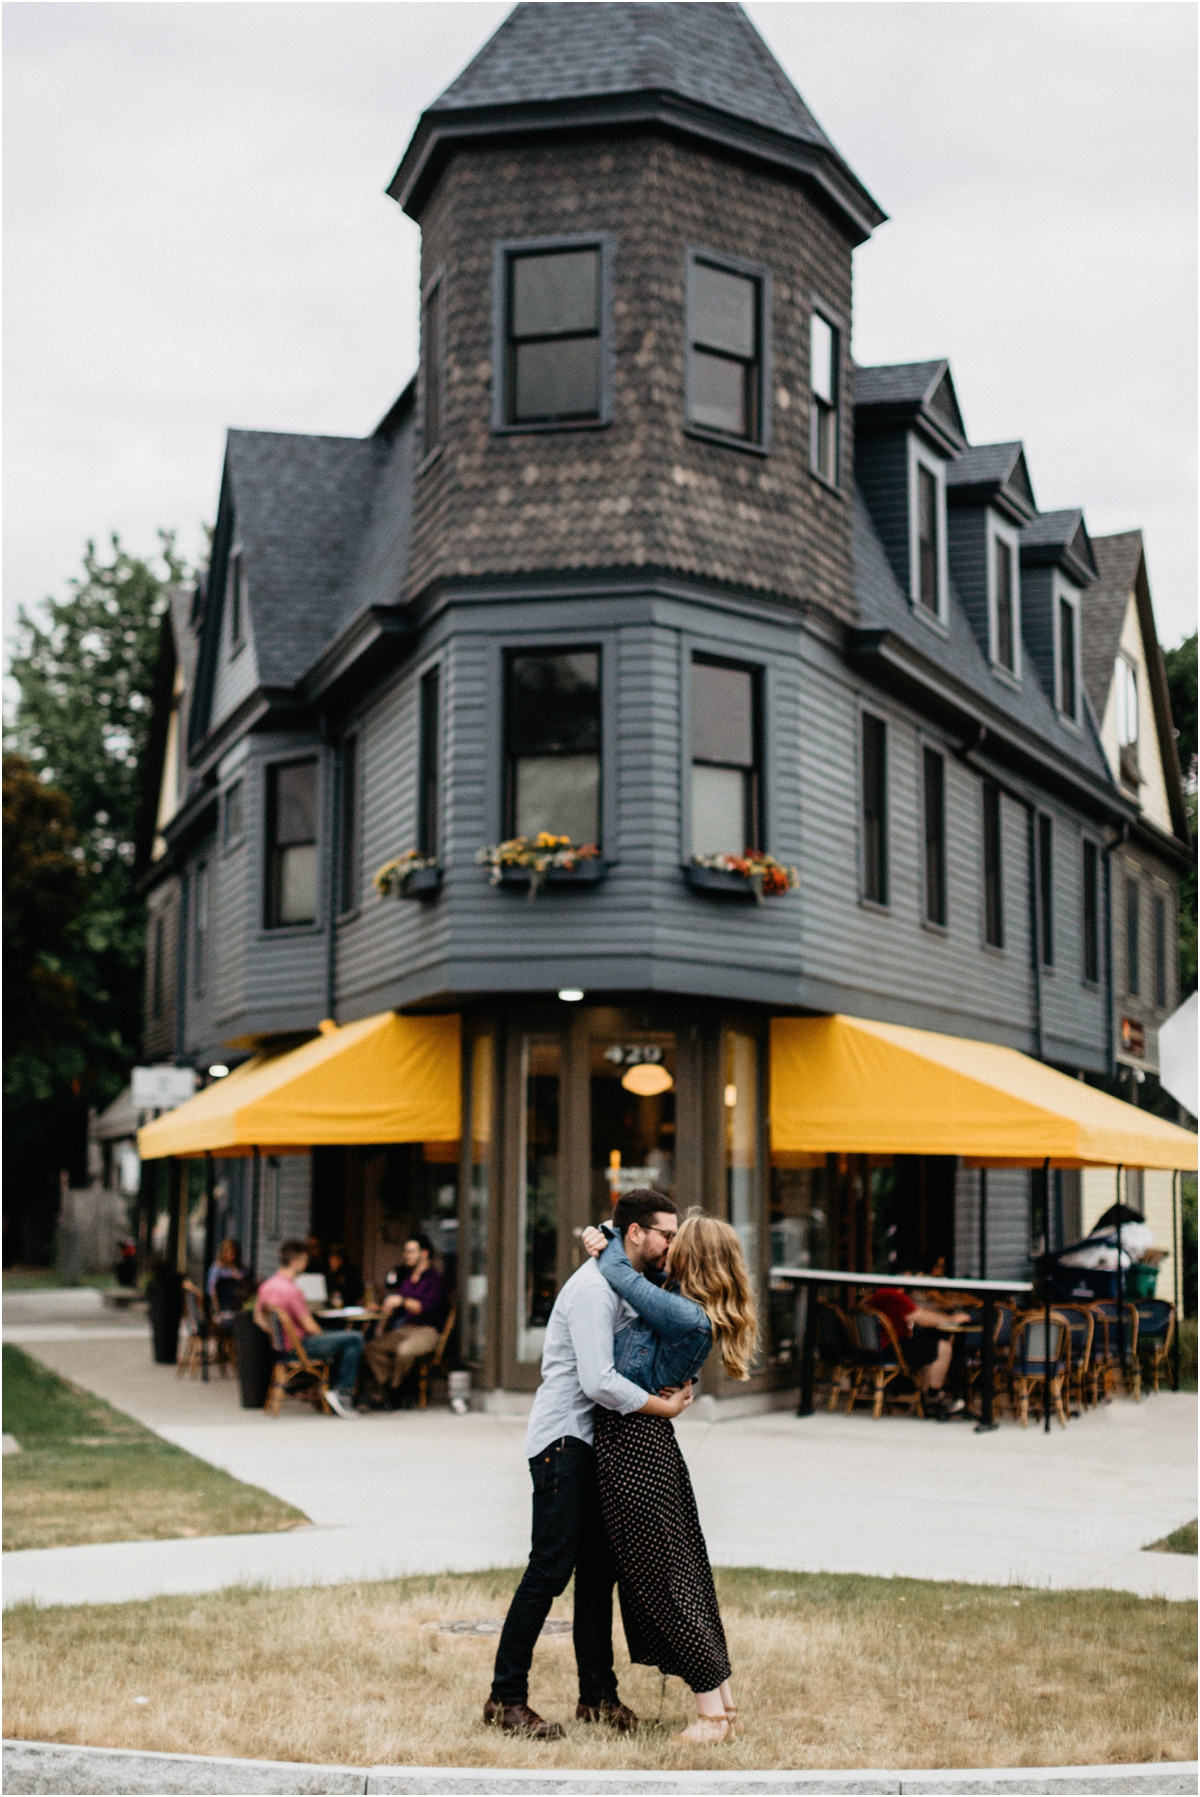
[254, 1239, 363, 1418]
[325, 1242, 364, 1309]
[870, 1279, 971, 1418]
[206, 1237, 248, 1324]
[362, 1233, 447, 1402]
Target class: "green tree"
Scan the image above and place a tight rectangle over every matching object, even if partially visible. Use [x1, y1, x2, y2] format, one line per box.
[5, 534, 187, 1258]
[1163, 633, 1197, 996]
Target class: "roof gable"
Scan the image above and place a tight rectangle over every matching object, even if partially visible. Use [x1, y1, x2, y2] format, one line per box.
[1020, 508, 1098, 585]
[853, 359, 966, 455]
[945, 441, 1036, 524]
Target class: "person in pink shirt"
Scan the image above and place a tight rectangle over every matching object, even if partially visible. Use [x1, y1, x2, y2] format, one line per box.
[254, 1240, 362, 1418]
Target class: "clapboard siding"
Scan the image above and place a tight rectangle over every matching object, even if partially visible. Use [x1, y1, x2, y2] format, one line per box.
[209, 585, 260, 734]
[143, 878, 180, 1062]
[947, 507, 990, 660]
[854, 429, 911, 596]
[954, 1164, 1031, 1280]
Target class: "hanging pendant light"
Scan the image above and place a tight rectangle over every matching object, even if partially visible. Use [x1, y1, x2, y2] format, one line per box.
[621, 1063, 674, 1097]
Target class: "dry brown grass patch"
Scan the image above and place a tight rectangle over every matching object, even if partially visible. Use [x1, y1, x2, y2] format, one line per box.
[3, 1568, 1194, 1773]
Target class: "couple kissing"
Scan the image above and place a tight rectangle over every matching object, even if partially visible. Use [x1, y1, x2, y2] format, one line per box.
[484, 1188, 757, 1745]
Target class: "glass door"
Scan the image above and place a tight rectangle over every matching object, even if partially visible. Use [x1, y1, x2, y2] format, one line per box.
[516, 1034, 561, 1363]
[589, 1030, 676, 1222]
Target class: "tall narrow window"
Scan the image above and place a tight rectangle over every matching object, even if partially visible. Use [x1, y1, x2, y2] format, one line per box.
[810, 311, 838, 482]
[692, 659, 760, 858]
[266, 759, 318, 928]
[518, 1034, 560, 1363]
[227, 551, 245, 651]
[224, 779, 244, 847]
[193, 860, 208, 997]
[917, 464, 939, 613]
[1126, 877, 1140, 996]
[151, 912, 165, 1020]
[1082, 840, 1099, 983]
[983, 781, 1003, 948]
[1154, 893, 1167, 1008]
[993, 536, 1015, 672]
[1058, 596, 1078, 718]
[418, 668, 440, 856]
[1038, 814, 1054, 967]
[506, 247, 600, 425]
[421, 279, 442, 455]
[338, 738, 358, 913]
[688, 256, 763, 443]
[506, 651, 600, 844]
[923, 747, 947, 926]
[861, 712, 888, 905]
[1115, 656, 1139, 789]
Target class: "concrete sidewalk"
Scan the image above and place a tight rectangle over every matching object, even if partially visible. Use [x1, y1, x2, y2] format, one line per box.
[4, 1303, 1195, 1608]
[5, 1742, 1198, 1796]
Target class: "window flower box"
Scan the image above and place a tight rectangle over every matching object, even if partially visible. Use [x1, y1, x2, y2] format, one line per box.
[374, 852, 443, 901]
[477, 835, 604, 899]
[685, 853, 799, 904]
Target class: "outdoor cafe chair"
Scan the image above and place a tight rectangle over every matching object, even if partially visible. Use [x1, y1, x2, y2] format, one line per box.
[815, 1299, 859, 1413]
[1009, 1311, 1070, 1429]
[1053, 1305, 1096, 1416]
[1132, 1299, 1175, 1396]
[416, 1300, 458, 1410]
[262, 1305, 332, 1416]
[962, 1301, 1015, 1417]
[177, 1279, 212, 1380]
[1088, 1300, 1140, 1400]
[848, 1307, 924, 1419]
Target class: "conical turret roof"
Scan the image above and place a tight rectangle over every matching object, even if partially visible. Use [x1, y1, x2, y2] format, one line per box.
[390, 2, 884, 243]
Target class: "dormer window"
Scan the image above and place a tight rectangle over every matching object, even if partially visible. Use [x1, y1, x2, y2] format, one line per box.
[810, 311, 839, 483]
[989, 525, 1020, 677]
[1114, 654, 1139, 788]
[494, 236, 613, 431]
[1055, 584, 1081, 723]
[227, 550, 245, 654]
[909, 443, 947, 622]
[686, 249, 769, 449]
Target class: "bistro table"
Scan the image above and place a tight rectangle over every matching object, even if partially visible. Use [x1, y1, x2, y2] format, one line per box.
[772, 1268, 1034, 1432]
[315, 1306, 379, 1333]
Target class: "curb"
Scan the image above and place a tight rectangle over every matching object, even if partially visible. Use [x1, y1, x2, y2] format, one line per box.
[3, 1743, 1196, 1796]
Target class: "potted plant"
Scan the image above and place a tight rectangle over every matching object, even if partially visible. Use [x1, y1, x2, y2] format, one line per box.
[374, 849, 442, 900]
[477, 834, 605, 898]
[685, 851, 799, 903]
[233, 1298, 275, 1410]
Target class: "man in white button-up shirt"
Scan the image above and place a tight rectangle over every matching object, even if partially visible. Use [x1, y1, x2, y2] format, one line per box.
[484, 1190, 692, 1739]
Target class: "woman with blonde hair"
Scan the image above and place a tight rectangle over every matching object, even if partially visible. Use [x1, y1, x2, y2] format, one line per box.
[581, 1200, 758, 1744]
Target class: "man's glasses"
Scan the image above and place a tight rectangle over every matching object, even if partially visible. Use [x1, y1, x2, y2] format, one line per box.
[645, 1225, 677, 1246]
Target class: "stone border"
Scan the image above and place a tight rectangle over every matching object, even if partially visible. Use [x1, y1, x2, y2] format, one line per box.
[4, 1743, 1196, 1796]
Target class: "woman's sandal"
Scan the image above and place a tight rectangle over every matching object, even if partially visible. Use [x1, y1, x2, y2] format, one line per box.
[675, 1715, 732, 1744]
[724, 1707, 744, 1739]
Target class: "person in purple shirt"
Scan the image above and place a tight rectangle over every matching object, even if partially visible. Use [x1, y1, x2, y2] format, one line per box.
[362, 1232, 448, 1401]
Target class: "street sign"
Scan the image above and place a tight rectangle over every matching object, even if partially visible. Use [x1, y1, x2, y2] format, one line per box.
[131, 1065, 197, 1110]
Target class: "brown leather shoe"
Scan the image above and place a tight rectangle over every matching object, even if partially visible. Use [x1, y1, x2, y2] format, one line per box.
[576, 1699, 640, 1732]
[483, 1699, 564, 1740]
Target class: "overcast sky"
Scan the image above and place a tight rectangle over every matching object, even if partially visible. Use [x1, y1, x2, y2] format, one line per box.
[4, 1, 1196, 658]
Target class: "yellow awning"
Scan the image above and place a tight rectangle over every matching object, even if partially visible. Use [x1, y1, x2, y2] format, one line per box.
[770, 1014, 1198, 1170]
[138, 1012, 460, 1160]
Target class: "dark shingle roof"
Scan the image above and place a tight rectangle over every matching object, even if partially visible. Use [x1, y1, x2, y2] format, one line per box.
[946, 442, 1023, 488]
[391, 2, 885, 241]
[1083, 530, 1143, 721]
[226, 430, 389, 688]
[1020, 508, 1098, 583]
[854, 360, 947, 409]
[852, 487, 1114, 790]
[853, 359, 966, 448]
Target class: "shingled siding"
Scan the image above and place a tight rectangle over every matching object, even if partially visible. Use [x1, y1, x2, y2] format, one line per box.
[407, 132, 856, 624]
[946, 506, 991, 663]
[853, 428, 911, 599]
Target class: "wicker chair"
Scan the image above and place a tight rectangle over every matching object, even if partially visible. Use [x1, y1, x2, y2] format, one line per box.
[176, 1280, 211, 1379]
[847, 1307, 924, 1419]
[1132, 1299, 1175, 1396]
[1054, 1305, 1096, 1415]
[416, 1301, 457, 1410]
[1089, 1300, 1140, 1400]
[261, 1305, 332, 1416]
[1009, 1311, 1070, 1428]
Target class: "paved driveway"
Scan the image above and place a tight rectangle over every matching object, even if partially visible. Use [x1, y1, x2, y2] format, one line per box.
[4, 1290, 1195, 1608]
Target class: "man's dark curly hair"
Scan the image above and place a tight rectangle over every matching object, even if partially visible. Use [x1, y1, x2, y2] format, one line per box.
[612, 1188, 678, 1235]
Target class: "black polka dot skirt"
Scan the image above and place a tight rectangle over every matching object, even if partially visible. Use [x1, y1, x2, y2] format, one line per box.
[594, 1410, 732, 1695]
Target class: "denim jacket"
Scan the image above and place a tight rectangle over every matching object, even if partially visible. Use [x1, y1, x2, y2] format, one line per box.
[598, 1229, 712, 1394]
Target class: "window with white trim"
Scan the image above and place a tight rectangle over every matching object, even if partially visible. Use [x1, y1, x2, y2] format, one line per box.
[686, 250, 768, 447]
[909, 443, 946, 621]
[1056, 584, 1080, 721]
[810, 311, 839, 483]
[989, 523, 1020, 675]
[1114, 655, 1139, 790]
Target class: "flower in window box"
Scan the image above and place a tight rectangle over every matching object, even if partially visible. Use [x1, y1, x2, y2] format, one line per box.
[374, 850, 440, 899]
[691, 851, 799, 902]
[476, 835, 602, 898]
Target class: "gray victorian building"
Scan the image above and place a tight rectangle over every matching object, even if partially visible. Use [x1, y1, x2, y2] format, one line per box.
[139, 3, 1190, 1405]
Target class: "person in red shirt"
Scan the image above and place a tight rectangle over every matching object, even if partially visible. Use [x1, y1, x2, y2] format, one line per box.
[870, 1283, 971, 1417]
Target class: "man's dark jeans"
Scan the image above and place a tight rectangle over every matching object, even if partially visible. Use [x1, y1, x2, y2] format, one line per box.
[490, 1435, 618, 1707]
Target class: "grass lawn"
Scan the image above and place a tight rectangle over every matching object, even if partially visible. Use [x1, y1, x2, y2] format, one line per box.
[3, 1569, 1194, 1772]
[2, 1346, 306, 1550]
[1149, 1520, 1198, 1556]
[3, 1270, 117, 1292]
[1177, 1318, 1197, 1394]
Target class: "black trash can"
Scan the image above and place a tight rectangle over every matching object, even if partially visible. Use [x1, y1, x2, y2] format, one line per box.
[234, 1309, 274, 1410]
[148, 1268, 184, 1365]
